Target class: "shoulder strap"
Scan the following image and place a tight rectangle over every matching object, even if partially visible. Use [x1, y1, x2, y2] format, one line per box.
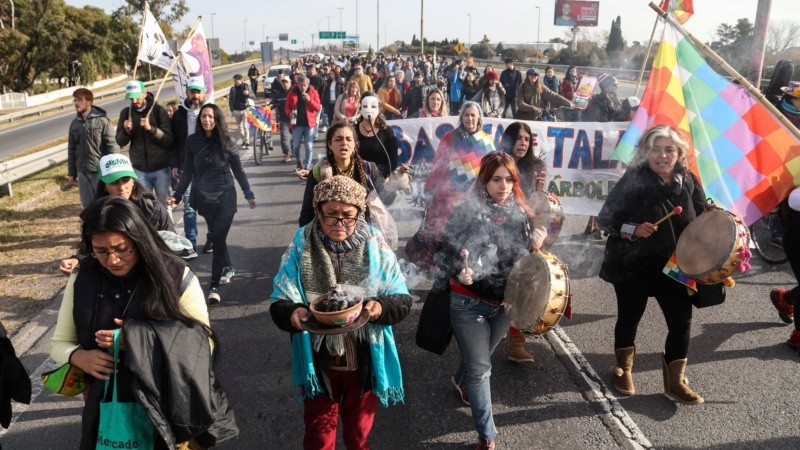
[179, 269, 195, 295]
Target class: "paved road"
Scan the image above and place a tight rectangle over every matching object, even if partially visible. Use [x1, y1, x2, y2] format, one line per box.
[0, 61, 255, 162]
[2, 125, 800, 448]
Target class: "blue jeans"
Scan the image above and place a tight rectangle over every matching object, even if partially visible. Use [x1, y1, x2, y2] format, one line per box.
[182, 181, 211, 247]
[291, 125, 315, 169]
[450, 292, 509, 442]
[134, 167, 172, 207]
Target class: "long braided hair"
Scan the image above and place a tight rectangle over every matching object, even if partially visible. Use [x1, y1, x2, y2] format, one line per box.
[324, 122, 370, 189]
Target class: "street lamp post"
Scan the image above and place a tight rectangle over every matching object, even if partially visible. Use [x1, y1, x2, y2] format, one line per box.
[376, 0, 380, 51]
[467, 13, 472, 51]
[243, 19, 248, 54]
[263, 24, 266, 42]
[211, 12, 216, 38]
[535, 6, 541, 43]
[338, 7, 344, 51]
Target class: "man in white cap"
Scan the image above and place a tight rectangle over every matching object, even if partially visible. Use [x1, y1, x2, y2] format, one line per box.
[171, 75, 213, 254]
[115, 79, 174, 207]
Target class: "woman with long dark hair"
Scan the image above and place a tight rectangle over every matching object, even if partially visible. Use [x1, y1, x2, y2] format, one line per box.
[499, 122, 546, 196]
[437, 153, 546, 449]
[49, 196, 224, 449]
[355, 92, 399, 178]
[167, 104, 257, 304]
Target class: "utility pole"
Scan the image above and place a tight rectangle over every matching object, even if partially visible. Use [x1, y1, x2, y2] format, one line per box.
[377, 0, 380, 51]
[338, 7, 344, 52]
[420, 0, 424, 55]
[356, 0, 359, 50]
[310, 33, 315, 51]
[535, 6, 541, 43]
[467, 14, 472, 50]
[211, 12, 216, 38]
[243, 19, 248, 54]
[326, 15, 331, 31]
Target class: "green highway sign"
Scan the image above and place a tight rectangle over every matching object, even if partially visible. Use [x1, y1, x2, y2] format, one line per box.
[319, 31, 346, 39]
[291, 39, 297, 44]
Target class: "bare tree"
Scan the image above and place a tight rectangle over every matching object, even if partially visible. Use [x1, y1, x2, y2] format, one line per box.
[767, 20, 800, 56]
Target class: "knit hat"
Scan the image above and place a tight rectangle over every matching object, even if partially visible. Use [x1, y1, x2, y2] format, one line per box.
[782, 82, 800, 98]
[526, 67, 539, 77]
[484, 70, 499, 81]
[313, 175, 367, 214]
[97, 154, 138, 184]
[623, 96, 640, 110]
[597, 74, 618, 91]
[124, 80, 145, 99]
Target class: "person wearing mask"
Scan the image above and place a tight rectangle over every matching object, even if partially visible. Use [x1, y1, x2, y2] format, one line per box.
[167, 104, 257, 304]
[499, 58, 523, 118]
[515, 67, 573, 121]
[285, 74, 322, 171]
[229, 74, 252, 148]
[356, 92, 400, 177]
[171, 76, 212, 255]
[115, 80, 174, 207]
[471, 70, 506, 118]
[67, 88, 120, 208]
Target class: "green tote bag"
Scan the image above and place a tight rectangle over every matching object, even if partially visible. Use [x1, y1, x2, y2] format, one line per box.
[96, 329, 155, 450]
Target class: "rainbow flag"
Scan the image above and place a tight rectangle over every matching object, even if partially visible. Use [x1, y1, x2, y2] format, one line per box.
[612, 18, 800, 226]
[659, 0, 694, 24]
[663, 253, 697, 292]
[246, 105, 272, 131]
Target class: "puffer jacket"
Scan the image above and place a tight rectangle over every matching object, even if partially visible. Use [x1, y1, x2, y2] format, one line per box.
[116, 92, 174, 172]
[516, 81, 572, 121]
[67, 106, 120, 177]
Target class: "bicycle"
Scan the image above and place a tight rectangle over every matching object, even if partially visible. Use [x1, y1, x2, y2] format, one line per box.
[251, 127, 272, 165]
[246, 105, 274, 166]
[748, 209, 787, 265]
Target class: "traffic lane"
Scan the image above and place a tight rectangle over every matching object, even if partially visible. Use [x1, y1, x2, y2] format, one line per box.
[558, 218, 800, 447]
[0, 62, 253, 161]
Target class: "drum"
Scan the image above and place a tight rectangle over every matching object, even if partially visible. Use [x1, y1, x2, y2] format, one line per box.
[529, 191, 565, 250]
[675, 209, 751, 284]
[504, 251, 572, 335]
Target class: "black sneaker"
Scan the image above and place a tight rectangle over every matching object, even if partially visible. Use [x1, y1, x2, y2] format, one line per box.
[202, 241, 214, 254]
[208, 286, 220, 305]
[179, 247, 198, 260]
[220, 266, 235, 284]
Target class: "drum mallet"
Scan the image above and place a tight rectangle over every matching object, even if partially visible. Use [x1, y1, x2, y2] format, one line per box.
[653, 206, 683, 226]
[460, 249, 470, 270]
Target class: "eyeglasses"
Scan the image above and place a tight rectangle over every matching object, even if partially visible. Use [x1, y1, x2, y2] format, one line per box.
[91, 248, 136, 260]
[321, 216, 358, 227]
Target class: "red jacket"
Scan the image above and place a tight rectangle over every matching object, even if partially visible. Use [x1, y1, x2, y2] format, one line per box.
[285, 86, 321, 129]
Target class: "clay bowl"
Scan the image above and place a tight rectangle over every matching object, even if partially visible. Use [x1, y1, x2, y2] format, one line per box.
[309, 296, 364, 326]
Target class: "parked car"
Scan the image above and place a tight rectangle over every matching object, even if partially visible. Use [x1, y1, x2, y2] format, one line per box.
[260, 64, 291, 96]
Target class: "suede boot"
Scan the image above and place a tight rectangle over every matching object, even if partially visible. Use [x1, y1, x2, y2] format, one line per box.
[612, 346, 635, 396]
[507, 332, 534, 363]
[662, 353, 704, 405]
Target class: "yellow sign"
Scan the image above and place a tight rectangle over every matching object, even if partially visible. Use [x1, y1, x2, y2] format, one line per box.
[453, 43, 465, 54]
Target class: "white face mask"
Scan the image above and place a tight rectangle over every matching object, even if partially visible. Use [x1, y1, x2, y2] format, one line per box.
[360, 96, 380, 120]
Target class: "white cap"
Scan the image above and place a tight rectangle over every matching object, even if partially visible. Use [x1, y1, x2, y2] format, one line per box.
[625, 96, 641, 109]
[187, 75, 205, 91]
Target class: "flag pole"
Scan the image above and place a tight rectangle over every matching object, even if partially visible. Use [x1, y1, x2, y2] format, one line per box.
[131, 2, 149, 81]
[145, 17, 203, 121]
[648, 1, 800, 142]
[635, 14, 661, 97]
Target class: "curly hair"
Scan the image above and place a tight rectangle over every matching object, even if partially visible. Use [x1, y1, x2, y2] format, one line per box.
[628, 124, 691, 176]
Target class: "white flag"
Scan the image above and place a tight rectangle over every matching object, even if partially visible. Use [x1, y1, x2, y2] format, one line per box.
[172, 22, 215, 104]
[137, 6, 175, 70]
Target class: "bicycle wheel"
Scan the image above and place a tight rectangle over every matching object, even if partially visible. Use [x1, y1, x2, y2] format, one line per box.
[749, 217, 788, 264]
[253, 130, 264, 165]
[260, 130, 269, 156]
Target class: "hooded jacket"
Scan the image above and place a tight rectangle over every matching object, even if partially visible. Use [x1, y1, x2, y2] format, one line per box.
[516, 80, 572, 121]
[116, 92, 174, 172]
[170, 99, 203, 171]
[68, 105, 120, 177]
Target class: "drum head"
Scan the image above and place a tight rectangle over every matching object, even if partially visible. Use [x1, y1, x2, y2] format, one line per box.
[504, 252, 551, 331]
[675, 210, 736, 277]
[529, 191, 564, 250]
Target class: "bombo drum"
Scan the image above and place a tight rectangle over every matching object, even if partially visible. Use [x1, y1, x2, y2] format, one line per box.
[529, 191, 565, 250]
[675, 209, 750, 284]
[504, 251, 572, 335]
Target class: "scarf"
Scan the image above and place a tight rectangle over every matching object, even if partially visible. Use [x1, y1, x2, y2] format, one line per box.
[782, 97, 800, 116]
[388, 89, 397, 107]
[281, 219, 405, 407]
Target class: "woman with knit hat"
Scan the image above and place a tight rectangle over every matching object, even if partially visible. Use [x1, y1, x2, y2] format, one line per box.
[470, 70, 506, 118]
[270, 175, 411, 449]
[583, 73, 622, 122]
[515, 67, 573, 121]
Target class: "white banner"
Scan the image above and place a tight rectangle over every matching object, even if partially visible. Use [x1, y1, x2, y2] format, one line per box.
[387, 117, 630, 216]
[137, 7, 175, 71]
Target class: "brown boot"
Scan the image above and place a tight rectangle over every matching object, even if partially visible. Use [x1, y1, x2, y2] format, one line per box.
[662, 353, 704, 405]
[612, 346, 635, 396]
[508, 332, 534, 363]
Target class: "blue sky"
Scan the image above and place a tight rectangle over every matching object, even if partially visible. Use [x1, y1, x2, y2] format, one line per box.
[66, 0, 795, 54]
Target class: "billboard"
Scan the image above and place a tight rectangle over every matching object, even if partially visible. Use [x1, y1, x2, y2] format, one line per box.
[554, 1, 599, 27]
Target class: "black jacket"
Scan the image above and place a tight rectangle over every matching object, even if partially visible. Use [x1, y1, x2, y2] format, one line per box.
[116, 92, 174, 172]
[0, 321, 30, 429]
[125, 320, 239, 448]
[597, 167, 706, 283]
[437, 194, 532, 301]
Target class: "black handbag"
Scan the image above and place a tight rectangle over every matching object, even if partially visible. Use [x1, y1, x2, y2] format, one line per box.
[692, 282, 726, 308]
[415, 275, 453, 355]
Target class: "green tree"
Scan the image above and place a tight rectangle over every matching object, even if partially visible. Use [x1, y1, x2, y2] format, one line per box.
[606, 16, 626, 68]
[470, 34, 494, 59]
[709, 18, 754, 74]
[114, 0, 187, 25]
[495, 42, 504, 54]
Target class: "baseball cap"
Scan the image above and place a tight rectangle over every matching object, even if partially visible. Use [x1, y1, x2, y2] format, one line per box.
[187, 76, 205, 92]
[124, 80, 145, 99]
[782, 82, 800, 98]
[526, 67, 539, 77]
[98, 154, 137, 185]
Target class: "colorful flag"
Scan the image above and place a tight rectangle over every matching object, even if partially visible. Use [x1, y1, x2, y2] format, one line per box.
[137, 4, 175, 71]
[612, 18, 800, 226]
[663, 253, 697, 293]
[173, 22, 215, 104]
[659, 0, 694, 24]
